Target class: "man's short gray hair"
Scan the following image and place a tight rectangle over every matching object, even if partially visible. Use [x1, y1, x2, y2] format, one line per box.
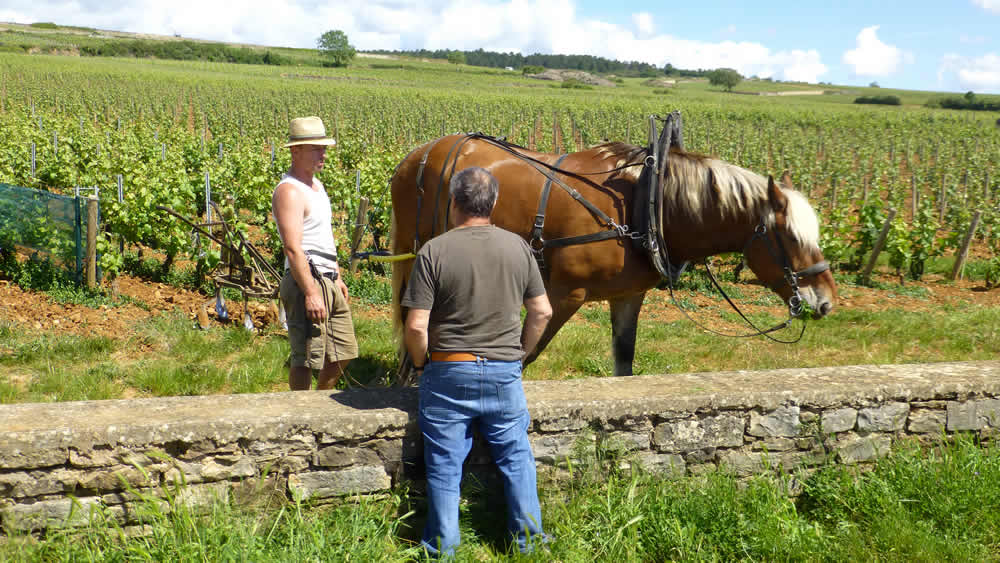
[449, 167, 499, 218]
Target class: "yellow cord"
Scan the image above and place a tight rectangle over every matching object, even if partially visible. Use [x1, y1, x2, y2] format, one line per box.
[365, 253, 416, 263]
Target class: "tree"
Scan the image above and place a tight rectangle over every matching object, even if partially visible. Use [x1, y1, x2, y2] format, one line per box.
[317, 30, 356, 67]
[707, 68, 742, 92]
[447, 51, 465, 65]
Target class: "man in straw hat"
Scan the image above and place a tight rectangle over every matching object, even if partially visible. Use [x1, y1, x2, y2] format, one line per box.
[272, 116, 358, 390]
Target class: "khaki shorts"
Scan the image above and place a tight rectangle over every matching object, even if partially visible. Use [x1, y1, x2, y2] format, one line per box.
[279, 271, 359, 369]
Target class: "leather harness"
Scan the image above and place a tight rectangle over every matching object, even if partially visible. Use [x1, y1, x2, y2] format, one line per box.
[406, 113, 827, 298]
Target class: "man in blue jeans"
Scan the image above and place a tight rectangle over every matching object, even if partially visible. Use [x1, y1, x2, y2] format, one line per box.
[402, 166, 553, 557]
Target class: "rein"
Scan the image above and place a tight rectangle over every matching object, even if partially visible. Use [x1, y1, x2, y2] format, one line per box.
[661, 220, 830, 343]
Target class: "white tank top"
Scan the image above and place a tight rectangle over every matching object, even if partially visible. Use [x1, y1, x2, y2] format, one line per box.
[276, 175, 339, 274]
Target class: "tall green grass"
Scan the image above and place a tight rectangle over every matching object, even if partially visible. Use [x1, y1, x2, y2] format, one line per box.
[2, 435, 997, 561]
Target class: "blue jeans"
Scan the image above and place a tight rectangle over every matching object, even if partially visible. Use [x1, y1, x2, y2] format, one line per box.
[418, 358, 545, 557]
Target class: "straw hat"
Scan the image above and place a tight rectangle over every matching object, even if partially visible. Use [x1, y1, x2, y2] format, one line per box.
[284, 116, 337, 148]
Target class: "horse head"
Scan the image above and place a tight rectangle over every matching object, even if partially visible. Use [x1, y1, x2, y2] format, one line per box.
[742, 172, 837, 319]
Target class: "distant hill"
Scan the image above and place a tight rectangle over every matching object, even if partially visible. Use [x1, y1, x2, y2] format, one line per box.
[0, 21, 318, 65]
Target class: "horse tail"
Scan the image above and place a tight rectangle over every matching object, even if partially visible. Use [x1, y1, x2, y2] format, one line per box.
[389, 138, 440, 383]
[389, 208, 408, 349]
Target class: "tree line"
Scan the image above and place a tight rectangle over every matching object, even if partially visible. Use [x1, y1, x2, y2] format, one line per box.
[363, 47, 712, 77]
[79, 39, 289, 66]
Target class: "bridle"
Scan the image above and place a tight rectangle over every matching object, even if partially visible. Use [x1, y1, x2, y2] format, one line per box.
[665, 219, 830, 344]
[743, 220, 830, 318]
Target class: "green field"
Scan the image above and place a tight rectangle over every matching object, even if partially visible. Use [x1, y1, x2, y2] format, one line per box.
[1, 41, 997, 281]
[2, 29, 1000, 561]
[1, 32, 999, 395]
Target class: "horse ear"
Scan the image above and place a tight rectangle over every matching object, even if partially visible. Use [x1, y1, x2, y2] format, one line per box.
[767, 175, 788, 214]
[779, 170, 794, 189]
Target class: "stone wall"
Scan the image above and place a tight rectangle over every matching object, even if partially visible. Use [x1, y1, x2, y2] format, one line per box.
[1, 361, 998, 532]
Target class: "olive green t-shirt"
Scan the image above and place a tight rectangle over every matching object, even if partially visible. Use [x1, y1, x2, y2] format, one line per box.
[401, 225, 546, 362]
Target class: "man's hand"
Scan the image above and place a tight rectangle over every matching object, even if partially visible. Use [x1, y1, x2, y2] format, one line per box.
[335, 277, 349, 301]
[304, 285, 327, 322]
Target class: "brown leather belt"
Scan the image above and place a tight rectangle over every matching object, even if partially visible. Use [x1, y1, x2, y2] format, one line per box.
[430, 352, 482, 362]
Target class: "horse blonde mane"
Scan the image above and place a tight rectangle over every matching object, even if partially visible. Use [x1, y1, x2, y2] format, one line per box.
[593, 142, 820, 251]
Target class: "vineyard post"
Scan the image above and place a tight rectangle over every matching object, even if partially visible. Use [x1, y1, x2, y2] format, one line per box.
[961, 169, 969, 205]
[985, 172, 991, 205]
[552, 112, 558, 153]
[218, 143, 224, 161]
[53, 132, 58, 157]
[862, 176, 869, 205]
[30, 143, 35, 177]
[939, 174, 947, 222]
[204, 172, 212, 222]
[117, 175, 125, 254]
[861, 208, 897, 283]
[350, 196, 370, 274]
[86, 197, 98, 289]
[950, 211, 982, 281]
[911, 175, 917, 218]
[270, 143, 275, 164]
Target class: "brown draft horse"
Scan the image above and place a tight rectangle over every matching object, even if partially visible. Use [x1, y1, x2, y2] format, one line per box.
[389, 135, 838, 378]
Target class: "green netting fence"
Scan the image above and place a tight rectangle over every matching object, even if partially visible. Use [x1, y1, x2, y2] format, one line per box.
[0, 183, 98, 285]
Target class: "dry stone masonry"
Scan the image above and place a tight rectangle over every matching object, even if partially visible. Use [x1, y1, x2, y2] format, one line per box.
[1, 361, 998, 533]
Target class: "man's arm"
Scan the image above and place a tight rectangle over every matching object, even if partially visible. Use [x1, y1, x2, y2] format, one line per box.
[521, 294, 552, 360]
[404, 308, 431, 368]
[272, 183, 326, 322]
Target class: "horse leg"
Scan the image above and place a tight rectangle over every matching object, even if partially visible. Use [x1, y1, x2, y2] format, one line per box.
[523, 289, 586, 368]
[609, 293, 646, 377]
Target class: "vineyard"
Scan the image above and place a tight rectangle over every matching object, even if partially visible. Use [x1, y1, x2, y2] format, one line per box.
[1, 52, 1000, 292]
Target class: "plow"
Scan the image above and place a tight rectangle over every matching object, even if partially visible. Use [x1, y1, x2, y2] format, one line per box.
[157, 193, 410, 331]
[157, 201, 283, 330]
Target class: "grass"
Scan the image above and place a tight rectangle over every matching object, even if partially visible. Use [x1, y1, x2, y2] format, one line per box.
[2, 274, 999, 401]
[1, 434, 997, 561]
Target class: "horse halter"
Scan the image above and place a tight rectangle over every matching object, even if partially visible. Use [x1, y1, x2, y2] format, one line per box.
[743, 220, 830, 319]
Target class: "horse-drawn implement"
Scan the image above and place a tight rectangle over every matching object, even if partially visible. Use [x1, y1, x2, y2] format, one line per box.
[157, 201, 282, 330]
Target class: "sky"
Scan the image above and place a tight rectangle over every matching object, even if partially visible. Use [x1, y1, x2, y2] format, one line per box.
[2, 0, 1000, 94]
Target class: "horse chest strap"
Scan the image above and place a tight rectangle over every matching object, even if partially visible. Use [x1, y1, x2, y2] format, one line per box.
[530, 154, 569, 248]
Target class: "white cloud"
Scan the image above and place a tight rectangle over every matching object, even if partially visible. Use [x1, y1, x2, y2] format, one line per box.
[960, 34, 987, 45]
[971, 0, 1000, 14]
[632, 12, 654, 38]
[842, 26, 911, 77]
[0, 0, 828, 82]
[938, 53, 1000, 93]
